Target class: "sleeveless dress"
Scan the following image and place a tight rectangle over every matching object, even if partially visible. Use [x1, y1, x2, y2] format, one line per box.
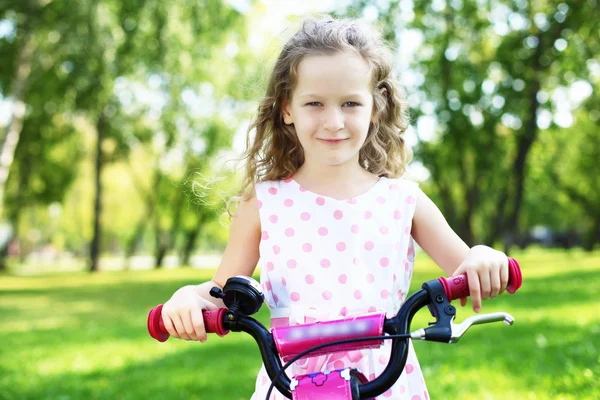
[251, 177, 429, 400]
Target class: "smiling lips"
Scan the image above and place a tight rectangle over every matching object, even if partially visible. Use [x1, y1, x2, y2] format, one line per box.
[318, 138, 348, 144]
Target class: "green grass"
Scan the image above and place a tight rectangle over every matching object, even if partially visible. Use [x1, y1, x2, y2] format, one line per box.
[1, 248, 599, 399]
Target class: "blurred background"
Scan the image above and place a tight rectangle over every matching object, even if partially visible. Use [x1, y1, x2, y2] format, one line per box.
[0, 0, 598, 399]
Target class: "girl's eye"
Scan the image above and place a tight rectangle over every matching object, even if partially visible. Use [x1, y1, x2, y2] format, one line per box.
[306, 102, 322, 106]
[344, 102, 360, 107]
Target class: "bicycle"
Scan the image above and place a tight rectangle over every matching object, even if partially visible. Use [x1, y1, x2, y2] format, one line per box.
[148, 258, 522, 399]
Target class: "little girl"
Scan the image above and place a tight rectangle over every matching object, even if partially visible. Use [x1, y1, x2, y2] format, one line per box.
[161, 18, 510, 399]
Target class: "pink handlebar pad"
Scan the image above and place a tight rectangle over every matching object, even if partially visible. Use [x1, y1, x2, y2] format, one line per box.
[272, 312, 386, 362]
[438, 257, 523, 301]
[147, 304, 229, 342]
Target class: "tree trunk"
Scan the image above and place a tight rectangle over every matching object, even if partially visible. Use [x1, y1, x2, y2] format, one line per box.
[154, 228, 168, 269]
[181, 229, 200, 267]
[89, 113, 105, 272]
[125, 218, 147, 264]
[0, 33, 33, 215]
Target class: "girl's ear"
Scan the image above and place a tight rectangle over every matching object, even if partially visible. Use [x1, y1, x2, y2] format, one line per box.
[282, 102, 294, 125]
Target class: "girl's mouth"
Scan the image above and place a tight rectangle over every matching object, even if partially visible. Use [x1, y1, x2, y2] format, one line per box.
[318, 138, 348, 144]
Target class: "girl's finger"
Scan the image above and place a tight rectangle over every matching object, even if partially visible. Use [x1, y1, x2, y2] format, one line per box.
[182, 310, 198, 341]
[500, 257, 509, 294]
[162, 313, 177, 338]
[479, 266, 491, 301]
[171, 314, 191, 341]
[466, 268, 482, 313]
[489, 268, 501, 298]
[190, 307, 207, 342]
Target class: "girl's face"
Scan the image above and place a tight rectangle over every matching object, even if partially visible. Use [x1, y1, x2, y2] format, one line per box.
[283, 51, 374, 169]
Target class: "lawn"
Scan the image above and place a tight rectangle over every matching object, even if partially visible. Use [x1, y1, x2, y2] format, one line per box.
[1, 248, 599, 399]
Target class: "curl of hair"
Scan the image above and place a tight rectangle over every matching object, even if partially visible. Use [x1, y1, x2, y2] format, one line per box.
[233, 17, 411, 207]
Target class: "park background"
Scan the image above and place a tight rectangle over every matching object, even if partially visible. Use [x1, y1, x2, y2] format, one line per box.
[0, 0, 598, 399]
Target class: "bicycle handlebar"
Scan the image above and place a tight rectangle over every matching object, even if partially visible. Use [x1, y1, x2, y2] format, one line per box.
[147, 257, 522, 399]
[437, 257, 522, 300]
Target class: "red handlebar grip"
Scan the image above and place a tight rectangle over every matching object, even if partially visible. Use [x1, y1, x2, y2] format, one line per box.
[438, 257, 523, 301]
[147, 305, 229, 342]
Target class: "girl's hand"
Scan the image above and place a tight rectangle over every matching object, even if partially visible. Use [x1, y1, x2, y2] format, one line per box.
[161, 284, 219, 342]
[452, 245, 509, 313]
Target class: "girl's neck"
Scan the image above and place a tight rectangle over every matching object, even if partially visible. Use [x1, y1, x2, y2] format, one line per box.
[293, 162, 379, 200]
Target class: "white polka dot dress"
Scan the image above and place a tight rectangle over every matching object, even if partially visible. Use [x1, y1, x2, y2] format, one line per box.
[251, 177, 429, 400]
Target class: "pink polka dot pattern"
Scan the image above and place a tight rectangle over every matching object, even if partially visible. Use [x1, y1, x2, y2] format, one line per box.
[406, 364, 414, 374]
[253, 178, 427, 399]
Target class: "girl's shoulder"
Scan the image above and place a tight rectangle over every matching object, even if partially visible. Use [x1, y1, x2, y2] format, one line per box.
[254, 178, 294, 199]
[382, 176, 420, 192]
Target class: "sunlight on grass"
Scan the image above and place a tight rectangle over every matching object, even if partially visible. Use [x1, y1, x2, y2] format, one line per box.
[1, 249, 598, 399]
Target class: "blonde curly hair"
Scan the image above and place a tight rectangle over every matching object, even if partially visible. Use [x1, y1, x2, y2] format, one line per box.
[236, 17, 411, 203]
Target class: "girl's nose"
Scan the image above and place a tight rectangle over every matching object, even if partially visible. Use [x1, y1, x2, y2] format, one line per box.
[322, 108, 345, 132]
